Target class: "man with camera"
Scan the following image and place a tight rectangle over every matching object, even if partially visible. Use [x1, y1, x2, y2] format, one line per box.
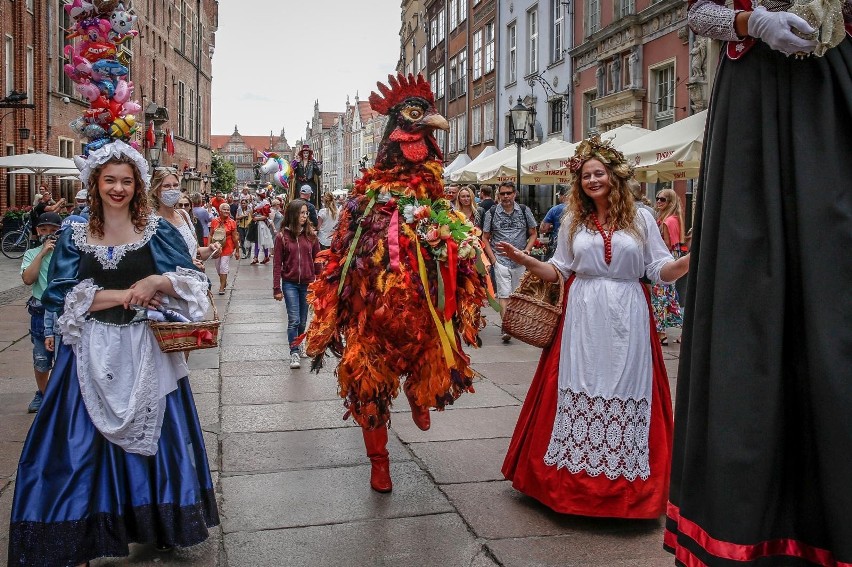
[20, 212, 62, 413]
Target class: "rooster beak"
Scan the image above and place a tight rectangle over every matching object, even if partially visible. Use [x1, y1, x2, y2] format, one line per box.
[421, 113, 449, 132]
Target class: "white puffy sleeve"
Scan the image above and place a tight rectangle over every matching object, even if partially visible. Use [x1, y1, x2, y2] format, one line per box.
[639, 209, 676, 285]
[161, 267, 211, 321]
[57, 278, 101, 345]
[548, 221, 575, 279]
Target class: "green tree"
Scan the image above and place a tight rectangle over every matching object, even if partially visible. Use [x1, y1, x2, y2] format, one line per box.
[211, 152, 236, 194]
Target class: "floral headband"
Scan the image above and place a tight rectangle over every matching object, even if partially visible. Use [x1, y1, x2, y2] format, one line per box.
[568, 135, 633, 178]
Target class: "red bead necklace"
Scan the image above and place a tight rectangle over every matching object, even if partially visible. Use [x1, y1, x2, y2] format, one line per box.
[590, 213, 615, 264]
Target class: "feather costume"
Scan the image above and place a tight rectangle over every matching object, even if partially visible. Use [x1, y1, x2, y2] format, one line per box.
[306, 74, 489, 429]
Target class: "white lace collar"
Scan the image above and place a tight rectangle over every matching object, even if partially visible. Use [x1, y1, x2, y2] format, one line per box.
[72, 215, 160, 270]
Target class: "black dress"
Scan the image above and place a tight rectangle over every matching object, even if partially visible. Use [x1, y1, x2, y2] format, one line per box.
[665, 34, 852, 567]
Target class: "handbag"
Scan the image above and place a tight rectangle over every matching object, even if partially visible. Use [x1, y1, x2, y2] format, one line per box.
[501, 270, 565, 348]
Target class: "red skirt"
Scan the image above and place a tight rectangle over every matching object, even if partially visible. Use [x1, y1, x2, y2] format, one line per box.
[501, 278, 673, 519]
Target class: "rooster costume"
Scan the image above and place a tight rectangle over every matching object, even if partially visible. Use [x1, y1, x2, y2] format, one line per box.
[306, 74, 489, 492]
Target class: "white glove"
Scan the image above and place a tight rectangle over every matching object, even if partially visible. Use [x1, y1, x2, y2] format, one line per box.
[747, 6, 819, 55]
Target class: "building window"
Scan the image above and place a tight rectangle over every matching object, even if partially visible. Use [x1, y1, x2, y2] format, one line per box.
[484, 22, 495, 74]
[473, 30, 482, 80]
[484, 100, 495, 141]
[431, 67, 445, 98]
[586, 0, 601, 35]
[4, 36, 13, 97]
[188, 89, 195, 142]
[528, 9, 538, 75]
[26, 46, 34, 104]
[457, 112, 466, 150]
[617, 0, 636, 17]
[653, 64, 675, 129]
[449, 55, 458, 99]
[450, 0, 458, 31]
[178, 81, 185, 137]
[438, 11, 445, 42]
[198, 92, 203, 144]
[430, 16, 437, 48]
[471, 105, 482, 145]
[549, 99, 563, 134]
[436, 129, 446, 153]
[584, 91, 597, 137]
[58, 138, 74, 197]
[507, 23, 517, 84]
[552, 0, 564, 63]
[449, 118, 457, 153]
[58, 5, 74, 95]
[180, 0, 187, 53]
[458, 49, 467, 96]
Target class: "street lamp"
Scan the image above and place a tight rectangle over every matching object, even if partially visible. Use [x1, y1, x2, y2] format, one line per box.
[144, 102, 169, 168]
[509, 100, 533, 198]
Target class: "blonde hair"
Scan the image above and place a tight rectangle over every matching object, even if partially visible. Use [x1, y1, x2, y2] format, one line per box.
[455, 186, 477, 220]
[321, 192, 338, 220]
[656, 188, 685, 242]
[148, 167, 180, 210]
[565, 158, 642, 247]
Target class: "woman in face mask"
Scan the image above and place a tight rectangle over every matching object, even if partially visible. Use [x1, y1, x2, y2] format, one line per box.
[149, 167, 220, 267]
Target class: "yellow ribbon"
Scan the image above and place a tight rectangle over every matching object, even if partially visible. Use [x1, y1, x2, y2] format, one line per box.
[415, 238, 455, 367]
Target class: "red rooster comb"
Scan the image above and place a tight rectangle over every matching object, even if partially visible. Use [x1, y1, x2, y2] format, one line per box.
[369, 73, 435, 116]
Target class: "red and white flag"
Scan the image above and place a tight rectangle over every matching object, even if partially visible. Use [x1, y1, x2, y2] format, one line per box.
[144, 121, 156, 149]
[165, 128, 176, 155]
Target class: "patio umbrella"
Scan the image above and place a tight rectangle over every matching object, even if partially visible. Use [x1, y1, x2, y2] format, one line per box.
[618, 111, 708, 183]
[448, 146, 498, 183]
[600, 124, 652, 146]
[443, 152, 471, 178]
[6, 167, 80, 177]
[0, 152, 77, 174]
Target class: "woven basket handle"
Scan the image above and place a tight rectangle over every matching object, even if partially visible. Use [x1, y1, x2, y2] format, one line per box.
[554, 268, 566, 305]
[207, 289, 219, 321]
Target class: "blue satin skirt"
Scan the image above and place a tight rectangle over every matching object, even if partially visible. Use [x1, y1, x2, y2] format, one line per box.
[7, 342, 219, 567]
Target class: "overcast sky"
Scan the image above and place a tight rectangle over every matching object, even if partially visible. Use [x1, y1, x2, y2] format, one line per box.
[211, 0, 402, 143]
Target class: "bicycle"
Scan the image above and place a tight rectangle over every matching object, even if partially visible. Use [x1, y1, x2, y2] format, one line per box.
[1, 218, 33, 259]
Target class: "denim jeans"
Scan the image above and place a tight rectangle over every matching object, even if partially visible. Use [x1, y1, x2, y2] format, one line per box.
[282, 281, 309, 354]
[29, 311, 53, 372]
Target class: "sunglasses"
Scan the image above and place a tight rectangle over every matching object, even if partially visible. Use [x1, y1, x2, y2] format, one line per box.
[176, 202, 191, 208]
[656, 197, 668, 202]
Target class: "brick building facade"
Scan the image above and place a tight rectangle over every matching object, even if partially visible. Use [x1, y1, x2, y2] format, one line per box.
[0, 0, 219, 211]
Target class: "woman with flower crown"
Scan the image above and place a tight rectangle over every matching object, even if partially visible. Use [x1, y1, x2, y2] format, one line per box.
[500, 137, 690, 518]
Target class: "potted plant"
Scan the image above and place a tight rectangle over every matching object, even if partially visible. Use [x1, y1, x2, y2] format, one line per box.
[1, 206, 32, 234]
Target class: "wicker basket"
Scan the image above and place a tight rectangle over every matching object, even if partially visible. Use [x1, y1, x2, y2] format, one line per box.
[149, 291, 220, 353]
[501, 271, 565, 348]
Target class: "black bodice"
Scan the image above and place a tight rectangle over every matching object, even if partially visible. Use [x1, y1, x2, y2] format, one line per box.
[79, 242, 157, 325]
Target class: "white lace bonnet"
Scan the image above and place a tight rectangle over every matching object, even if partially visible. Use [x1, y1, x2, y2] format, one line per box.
[74, 140, 150, 190]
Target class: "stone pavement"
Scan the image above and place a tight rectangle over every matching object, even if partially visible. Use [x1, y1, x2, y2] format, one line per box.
[0, 253, 683, 567]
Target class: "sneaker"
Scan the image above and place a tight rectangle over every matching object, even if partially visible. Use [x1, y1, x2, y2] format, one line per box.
[300, 344, 309, 358]
[27, 391, 43, 413]
[289, 352, 301, 369]
[501, 333, 511, 343]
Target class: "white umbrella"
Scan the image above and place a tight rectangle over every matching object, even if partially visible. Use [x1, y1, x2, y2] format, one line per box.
[600, 124, 652, 146]
[450, 146, 527, 185]
[0, 152, 77, 174]
[618, 111, 708, 183]
[448, 146, 498, 183]
[442, 152, 471, 178]
[7, 167, 79, 177]
[519, 138, 579, 184]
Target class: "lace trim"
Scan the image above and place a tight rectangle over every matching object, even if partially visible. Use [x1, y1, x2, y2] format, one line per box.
[8, 488, 219, 565]
[76, 322, 166, 456]
[544, 388, 651, 481]
[689, 0, 740, 42]
[162, 267, 210, 321]
[57, 279, 101, 345]
[71, 216, 160, 270]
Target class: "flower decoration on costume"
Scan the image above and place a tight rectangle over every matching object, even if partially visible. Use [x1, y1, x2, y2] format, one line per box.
[63, 0, 143, 164]
[568, 135, 635, 179]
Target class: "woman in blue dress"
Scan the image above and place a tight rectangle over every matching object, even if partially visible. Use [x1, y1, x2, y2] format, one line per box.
[7, 141, 219, 566]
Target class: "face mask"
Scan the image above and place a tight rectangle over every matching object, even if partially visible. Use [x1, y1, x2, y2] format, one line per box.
[160, 189, 182, 207]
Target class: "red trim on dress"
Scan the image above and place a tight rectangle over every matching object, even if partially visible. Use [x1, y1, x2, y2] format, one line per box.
[666, 503, 852, 566]
[501, 276, 673, 518]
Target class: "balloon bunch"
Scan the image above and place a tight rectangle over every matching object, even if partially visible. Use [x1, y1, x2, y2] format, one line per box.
[63, 0, 141, 155]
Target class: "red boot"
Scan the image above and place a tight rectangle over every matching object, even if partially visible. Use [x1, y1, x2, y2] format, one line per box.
[404, 382, 431, 431]
[362, 426, 392, 493]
